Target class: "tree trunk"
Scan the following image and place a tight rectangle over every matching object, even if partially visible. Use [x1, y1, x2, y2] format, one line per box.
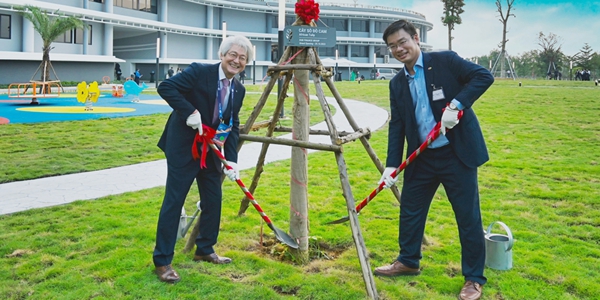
[42, 48, 51, 93]
[288, 45, 311, 264]
[447, 25, 452, 51]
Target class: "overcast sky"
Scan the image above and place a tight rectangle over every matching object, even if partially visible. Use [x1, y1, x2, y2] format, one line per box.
[327, 0, 600, 58]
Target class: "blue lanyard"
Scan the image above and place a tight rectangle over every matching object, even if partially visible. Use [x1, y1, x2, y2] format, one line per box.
[217, 79, 234, 127]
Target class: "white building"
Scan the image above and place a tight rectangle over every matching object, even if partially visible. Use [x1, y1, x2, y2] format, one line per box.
[0, 0, 433, 84]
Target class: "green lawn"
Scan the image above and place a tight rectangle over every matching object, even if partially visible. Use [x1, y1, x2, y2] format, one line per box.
[1, 79, 599, 299]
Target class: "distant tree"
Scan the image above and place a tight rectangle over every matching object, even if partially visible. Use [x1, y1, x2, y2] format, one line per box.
[575, 43, 594, 70]
[513, 50, 543, 79]
[441, 0, 465, 51]
[537, 32, 564, 76]
[16, 5, 84, 87]
[590, 52, 600, 79]
[495, 0, 516, 78]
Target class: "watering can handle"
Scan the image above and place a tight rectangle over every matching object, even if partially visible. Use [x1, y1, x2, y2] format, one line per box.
[486, 221, 514, 252]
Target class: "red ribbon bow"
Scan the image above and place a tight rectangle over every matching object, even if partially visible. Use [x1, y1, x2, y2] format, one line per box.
[295, 0, 320, 24]
[192, 124, 216, 169]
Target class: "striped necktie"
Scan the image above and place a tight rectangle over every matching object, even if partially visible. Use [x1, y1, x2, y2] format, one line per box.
[214, 78, 229, 123]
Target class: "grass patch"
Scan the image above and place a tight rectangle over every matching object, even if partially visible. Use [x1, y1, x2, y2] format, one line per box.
[1, 79, 599, 299]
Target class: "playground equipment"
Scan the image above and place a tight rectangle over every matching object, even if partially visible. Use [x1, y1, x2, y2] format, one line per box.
[112, 85, 124, 97]
[76, 81, 100, 111]
[7, 80, 62, 104]
[123, 81, 148, 102]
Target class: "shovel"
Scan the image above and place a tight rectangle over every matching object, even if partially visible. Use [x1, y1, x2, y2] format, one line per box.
[327, 111, 463, 225]
[177, 200, 201, 240]
[205, 139, 299, 249]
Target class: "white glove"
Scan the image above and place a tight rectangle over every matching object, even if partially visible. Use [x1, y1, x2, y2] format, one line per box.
[440, 106, 460, 135]
[378, 167, 398, 189]
[186, 110, 202, 134]
[223, 161, 239, 181]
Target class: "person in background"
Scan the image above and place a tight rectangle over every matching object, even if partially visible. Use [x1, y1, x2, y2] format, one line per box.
[239, 70, 246, 84]
[134, 69, 142, 85]
[115, 63, 122, 81]
[375, 19, 494, 300]
[152, 35, 253, 284]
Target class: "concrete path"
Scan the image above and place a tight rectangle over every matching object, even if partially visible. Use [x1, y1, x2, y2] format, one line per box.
[0, 97, 388, 215]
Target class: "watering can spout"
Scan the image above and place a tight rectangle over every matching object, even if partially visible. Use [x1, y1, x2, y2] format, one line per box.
[484, 221, 513, 270]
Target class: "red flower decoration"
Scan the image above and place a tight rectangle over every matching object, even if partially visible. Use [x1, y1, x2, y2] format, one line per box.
[295, 0, 320, 24]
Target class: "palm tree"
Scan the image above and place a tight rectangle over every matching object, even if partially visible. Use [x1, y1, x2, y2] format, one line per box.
[16, 5, 84, 93]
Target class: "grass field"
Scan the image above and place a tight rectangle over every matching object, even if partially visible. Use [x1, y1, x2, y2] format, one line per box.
[0, 79, 599, 299]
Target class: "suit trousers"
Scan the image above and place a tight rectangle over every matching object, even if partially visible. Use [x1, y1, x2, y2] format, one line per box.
[153, 157, 222, 267]
[397, 145, 487, 285]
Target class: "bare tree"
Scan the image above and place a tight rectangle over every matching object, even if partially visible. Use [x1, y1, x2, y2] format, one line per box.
[537, 31, 563, 77]
[441, 0, 465, 51]
[495, 0, 516, 77]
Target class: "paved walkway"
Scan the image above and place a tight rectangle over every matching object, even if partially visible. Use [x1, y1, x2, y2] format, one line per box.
[0, 97, 388, 215]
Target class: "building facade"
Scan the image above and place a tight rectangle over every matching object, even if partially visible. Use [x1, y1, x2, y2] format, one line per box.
[0, 0, 433, 85]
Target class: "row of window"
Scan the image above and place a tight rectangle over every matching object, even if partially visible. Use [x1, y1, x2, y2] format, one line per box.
[90, 0, 157, 13]
[54, 25, 93, 45]
[270, 45, 388, 63]
[318, 45, 388, 58]
[274, 16, 392, 33]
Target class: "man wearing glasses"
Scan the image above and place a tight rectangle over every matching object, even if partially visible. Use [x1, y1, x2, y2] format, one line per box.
[374, 20, 493, 300]
[152, 35, 253, 283]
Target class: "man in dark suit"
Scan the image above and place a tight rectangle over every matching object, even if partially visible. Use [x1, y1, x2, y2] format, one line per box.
[152, 35, 253, 283]
[374, 20, 493, 300]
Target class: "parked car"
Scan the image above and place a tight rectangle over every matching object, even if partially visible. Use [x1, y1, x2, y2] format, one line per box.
[374, 68, 398, 80]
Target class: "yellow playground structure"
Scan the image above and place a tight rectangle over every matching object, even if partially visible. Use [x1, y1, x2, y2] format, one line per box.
[76, 81, 100, 111]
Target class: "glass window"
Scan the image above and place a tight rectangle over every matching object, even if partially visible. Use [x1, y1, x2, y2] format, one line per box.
[139, 0, 150, 12]
[351, 20, 369, 32]
[0, 14, 10, 39]
[338, 45, 347, 57]
[319, 18, 347, 31]
[90, 0, 104, 3]
[375, 21, 391, 33]
[114, 0, 156, 13]
[351, 45, 368, 58]
[317, 46, 347, 57]
[271, 16, 297, 28]
[318, 47, 335, 57]
[54, 31, 72, 43]
[74, 25, 92, 45]
[374, 46, 387, 58]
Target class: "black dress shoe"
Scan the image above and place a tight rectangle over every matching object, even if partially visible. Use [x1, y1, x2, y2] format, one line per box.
[374, 260, 420, 277]
[193, 253, 232, 264]
[155, 264, 180, 283]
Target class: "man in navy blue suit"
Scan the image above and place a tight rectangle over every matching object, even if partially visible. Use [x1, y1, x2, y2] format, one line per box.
[152, 35, 253, 283]
[374, 20, 493, 300]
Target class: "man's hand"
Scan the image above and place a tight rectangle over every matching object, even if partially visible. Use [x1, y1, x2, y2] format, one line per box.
[223, 161, 239, 181]
[440, 106, 460, 135]
[186, 110, 202, 134]
[378, 167, 398, 189]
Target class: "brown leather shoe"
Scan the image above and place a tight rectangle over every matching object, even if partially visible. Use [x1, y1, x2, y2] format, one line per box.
[459, 280, 482, 300]
[155, 264, 180, 283]
[373, 260, 420, 277]
[193, 253, 232, 264]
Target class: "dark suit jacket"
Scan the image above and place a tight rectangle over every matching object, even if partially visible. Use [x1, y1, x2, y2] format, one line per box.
[157, 62, 245, 169]
[386, 51, 494, 179]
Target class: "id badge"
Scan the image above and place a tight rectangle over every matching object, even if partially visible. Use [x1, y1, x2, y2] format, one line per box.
[212, 122, 231, 147]
[432, 87, 445, 101]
